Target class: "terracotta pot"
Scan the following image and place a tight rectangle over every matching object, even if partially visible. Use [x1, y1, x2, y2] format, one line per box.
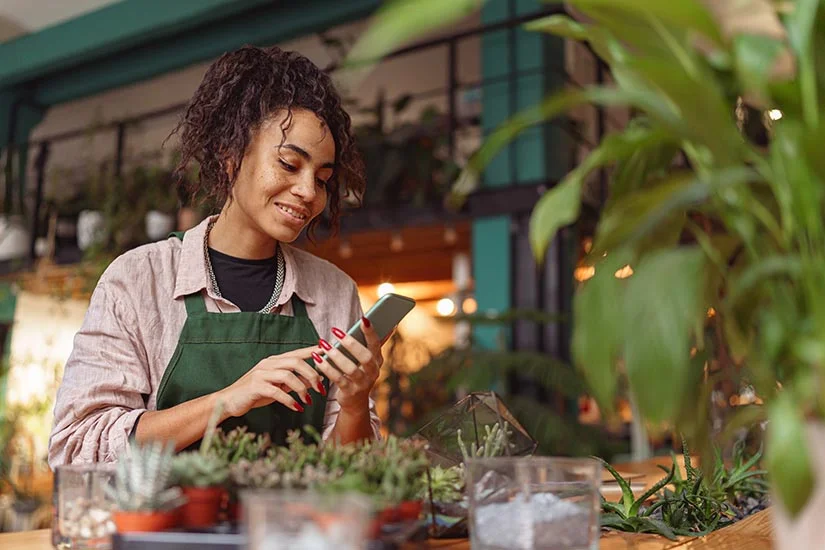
[773, 423, 825, 550]
[180, 486, 224, 529]
[112, 510, 179, 533]
[397, 500, 423, 521]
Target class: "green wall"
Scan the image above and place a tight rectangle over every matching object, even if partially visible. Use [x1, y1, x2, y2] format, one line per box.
[473, 0, 567, 349]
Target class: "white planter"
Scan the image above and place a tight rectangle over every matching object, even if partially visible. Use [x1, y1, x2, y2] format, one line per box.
[145, 210, 176, 241]
[773, 422, 825, 550]
[0, 214, 31, 261]
[77, 210, 107, 251]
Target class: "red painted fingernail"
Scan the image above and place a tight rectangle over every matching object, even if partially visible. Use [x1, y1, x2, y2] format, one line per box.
[294, 402, 305, 413]
[362, 316, 371, 328]
[317, 382, 327, 396]
[312, 352, 323, 364]
[305, 393, 312, 405]
[319, 339, 332, 351]
[331, 327, 346, 339]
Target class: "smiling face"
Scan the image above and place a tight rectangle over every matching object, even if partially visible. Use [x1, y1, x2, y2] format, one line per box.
[221, 108, 336, 250]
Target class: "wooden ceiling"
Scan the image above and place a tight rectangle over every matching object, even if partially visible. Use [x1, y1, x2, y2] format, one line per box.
[298, 222, 471, 286]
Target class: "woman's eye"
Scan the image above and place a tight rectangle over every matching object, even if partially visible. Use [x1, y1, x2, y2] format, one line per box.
[316, 178, 330, 188]
[279, 159, 297, 172]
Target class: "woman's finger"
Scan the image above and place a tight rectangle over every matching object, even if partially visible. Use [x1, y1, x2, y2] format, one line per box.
[312, 353, 348, 388]
[260, 370, 312, 404]
[262, 385, 304, 412]
[319, 338, 360, 377]
[330, 326, 372, 365]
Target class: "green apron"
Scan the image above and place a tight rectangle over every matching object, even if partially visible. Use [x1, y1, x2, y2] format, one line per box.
[155, 233, 326, 449]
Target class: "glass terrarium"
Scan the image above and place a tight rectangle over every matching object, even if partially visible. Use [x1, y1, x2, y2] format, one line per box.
[414, 392, 537, 537]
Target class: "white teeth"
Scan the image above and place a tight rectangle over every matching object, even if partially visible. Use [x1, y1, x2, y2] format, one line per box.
[277, 204, 306, 220]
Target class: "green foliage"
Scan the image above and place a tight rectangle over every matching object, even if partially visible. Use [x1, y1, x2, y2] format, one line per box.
[107, 441, 185, 512]
[456, 422, 513, 460]
[422, 464, 464, 503]
[228, 428, 430, 507]
[171, 452, 230, 488]
[206, 426, 272, 464]
[599, 458, 678, 540]
[602, 440, 768, 538]
[354, 0, 825, 518]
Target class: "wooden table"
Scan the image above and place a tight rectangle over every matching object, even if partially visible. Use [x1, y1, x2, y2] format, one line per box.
[0, 456, 774, 549]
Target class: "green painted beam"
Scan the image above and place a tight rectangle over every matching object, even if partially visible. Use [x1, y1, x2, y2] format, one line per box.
[0, 0, 274, 90]
[34, 0, 381, 106]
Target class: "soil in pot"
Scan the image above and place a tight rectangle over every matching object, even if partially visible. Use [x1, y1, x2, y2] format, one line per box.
[112, 509, 179, 533]
[180, 486, 224, 529]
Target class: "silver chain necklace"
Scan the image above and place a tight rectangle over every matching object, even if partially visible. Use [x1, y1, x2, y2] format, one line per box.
[203, 220, 285, 314]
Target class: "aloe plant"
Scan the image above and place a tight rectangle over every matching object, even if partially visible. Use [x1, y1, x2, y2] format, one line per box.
[107, 441, 185, 512]
[355, 0, 825, 519]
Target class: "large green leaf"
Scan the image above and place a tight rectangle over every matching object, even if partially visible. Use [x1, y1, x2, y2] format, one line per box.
[766, 393, 814, 518]
[561, 0, 723, 47]
[593, 174, 700, 255]
[530, 124, 677, 262]
[571, 252, 630, 412]
[450, 86, 636, 207]
[529, 178, 583, 264]
[346, 0, 485, 66]
[733, 34, 785, 105]
[623, 247, 707, 423]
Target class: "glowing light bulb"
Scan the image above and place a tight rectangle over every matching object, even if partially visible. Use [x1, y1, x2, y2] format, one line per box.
[436, 298, 456, 316]
[377, 282, 395, 297]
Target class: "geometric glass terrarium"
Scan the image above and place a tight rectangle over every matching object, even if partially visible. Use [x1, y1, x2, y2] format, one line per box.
[414, 392, 537, 537]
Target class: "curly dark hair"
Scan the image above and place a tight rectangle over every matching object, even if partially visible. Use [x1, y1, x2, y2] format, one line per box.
[169, 45, 365, 235]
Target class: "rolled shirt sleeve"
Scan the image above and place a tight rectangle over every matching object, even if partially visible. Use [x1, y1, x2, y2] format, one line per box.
[48, 277, 151, 468]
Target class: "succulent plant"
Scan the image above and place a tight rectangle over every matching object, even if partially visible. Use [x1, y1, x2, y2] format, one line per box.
[226, 427, 430, 507]
[207, 426, 271, 463]
[457, 422, 515, 460]
[422, 464, 465, 504]
[107, 441, 186, 512]
[171, 451, 230, 488]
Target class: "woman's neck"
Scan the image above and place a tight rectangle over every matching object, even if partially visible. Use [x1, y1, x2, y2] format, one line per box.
[208, 210, 278, 260]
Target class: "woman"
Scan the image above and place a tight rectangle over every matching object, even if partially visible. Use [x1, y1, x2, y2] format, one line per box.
[48, 46, 382, 467]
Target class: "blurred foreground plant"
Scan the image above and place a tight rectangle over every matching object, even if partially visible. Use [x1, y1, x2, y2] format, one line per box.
[357, 0, 825, 519]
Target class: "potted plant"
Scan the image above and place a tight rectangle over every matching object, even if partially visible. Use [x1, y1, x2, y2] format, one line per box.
[171, 452, 229, 529]
[356, 0, 825, 547]
[107, 440, 185, 532]
[140, 163, 178, 241]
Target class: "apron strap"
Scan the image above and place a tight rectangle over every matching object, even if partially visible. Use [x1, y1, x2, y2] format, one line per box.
[291, 295, 309, 317]
[184, 292, 208, 315]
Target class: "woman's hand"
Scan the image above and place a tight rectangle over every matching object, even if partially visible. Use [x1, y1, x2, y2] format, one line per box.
[313, 317, 385, 412]
[218, 346, 326, 418]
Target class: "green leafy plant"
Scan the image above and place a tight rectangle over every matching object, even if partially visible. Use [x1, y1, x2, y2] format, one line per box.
[107, 441, 185, 512]
[421, 464, 464, 503]
[171, 452, 229, 488]
[599, 459, 678, 540]
[357, 0, 824, 519]
[228, 427, 430, 507]
[456, 422, 514, 460]
[207, 426, 272, 463]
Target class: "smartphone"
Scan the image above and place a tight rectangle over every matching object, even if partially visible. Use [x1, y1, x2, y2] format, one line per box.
[327, 293, 416, 363]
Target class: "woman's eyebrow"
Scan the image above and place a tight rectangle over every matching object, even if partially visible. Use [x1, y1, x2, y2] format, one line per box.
[280, 143, 335, 169]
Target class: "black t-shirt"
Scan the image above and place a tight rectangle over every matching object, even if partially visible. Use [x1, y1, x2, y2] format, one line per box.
[208, 247, 278, 312]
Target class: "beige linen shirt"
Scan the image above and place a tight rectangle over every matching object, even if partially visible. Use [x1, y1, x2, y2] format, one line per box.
[48, 216, 380, 467]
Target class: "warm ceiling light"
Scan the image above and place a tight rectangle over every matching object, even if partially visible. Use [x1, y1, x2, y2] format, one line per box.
[444, 225, 458, 245]
[462, 297, 478, 314]
[574, 266, 595, 282]
[614, 265, 634, 279]
[768, 109, 783, 121]
[390, 232, 404, 252]
[436, 298, 456, 317]
[338, 239, 352, 259]
[377, 282, 396, 297]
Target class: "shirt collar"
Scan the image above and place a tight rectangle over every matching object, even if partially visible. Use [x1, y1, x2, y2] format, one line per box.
[173, 215, 317, 306]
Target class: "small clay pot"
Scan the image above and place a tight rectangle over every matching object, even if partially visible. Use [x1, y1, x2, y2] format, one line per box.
[180, 486, 224, 529]
[112, 509, 179, 533]
[398, 500, 423, 521]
